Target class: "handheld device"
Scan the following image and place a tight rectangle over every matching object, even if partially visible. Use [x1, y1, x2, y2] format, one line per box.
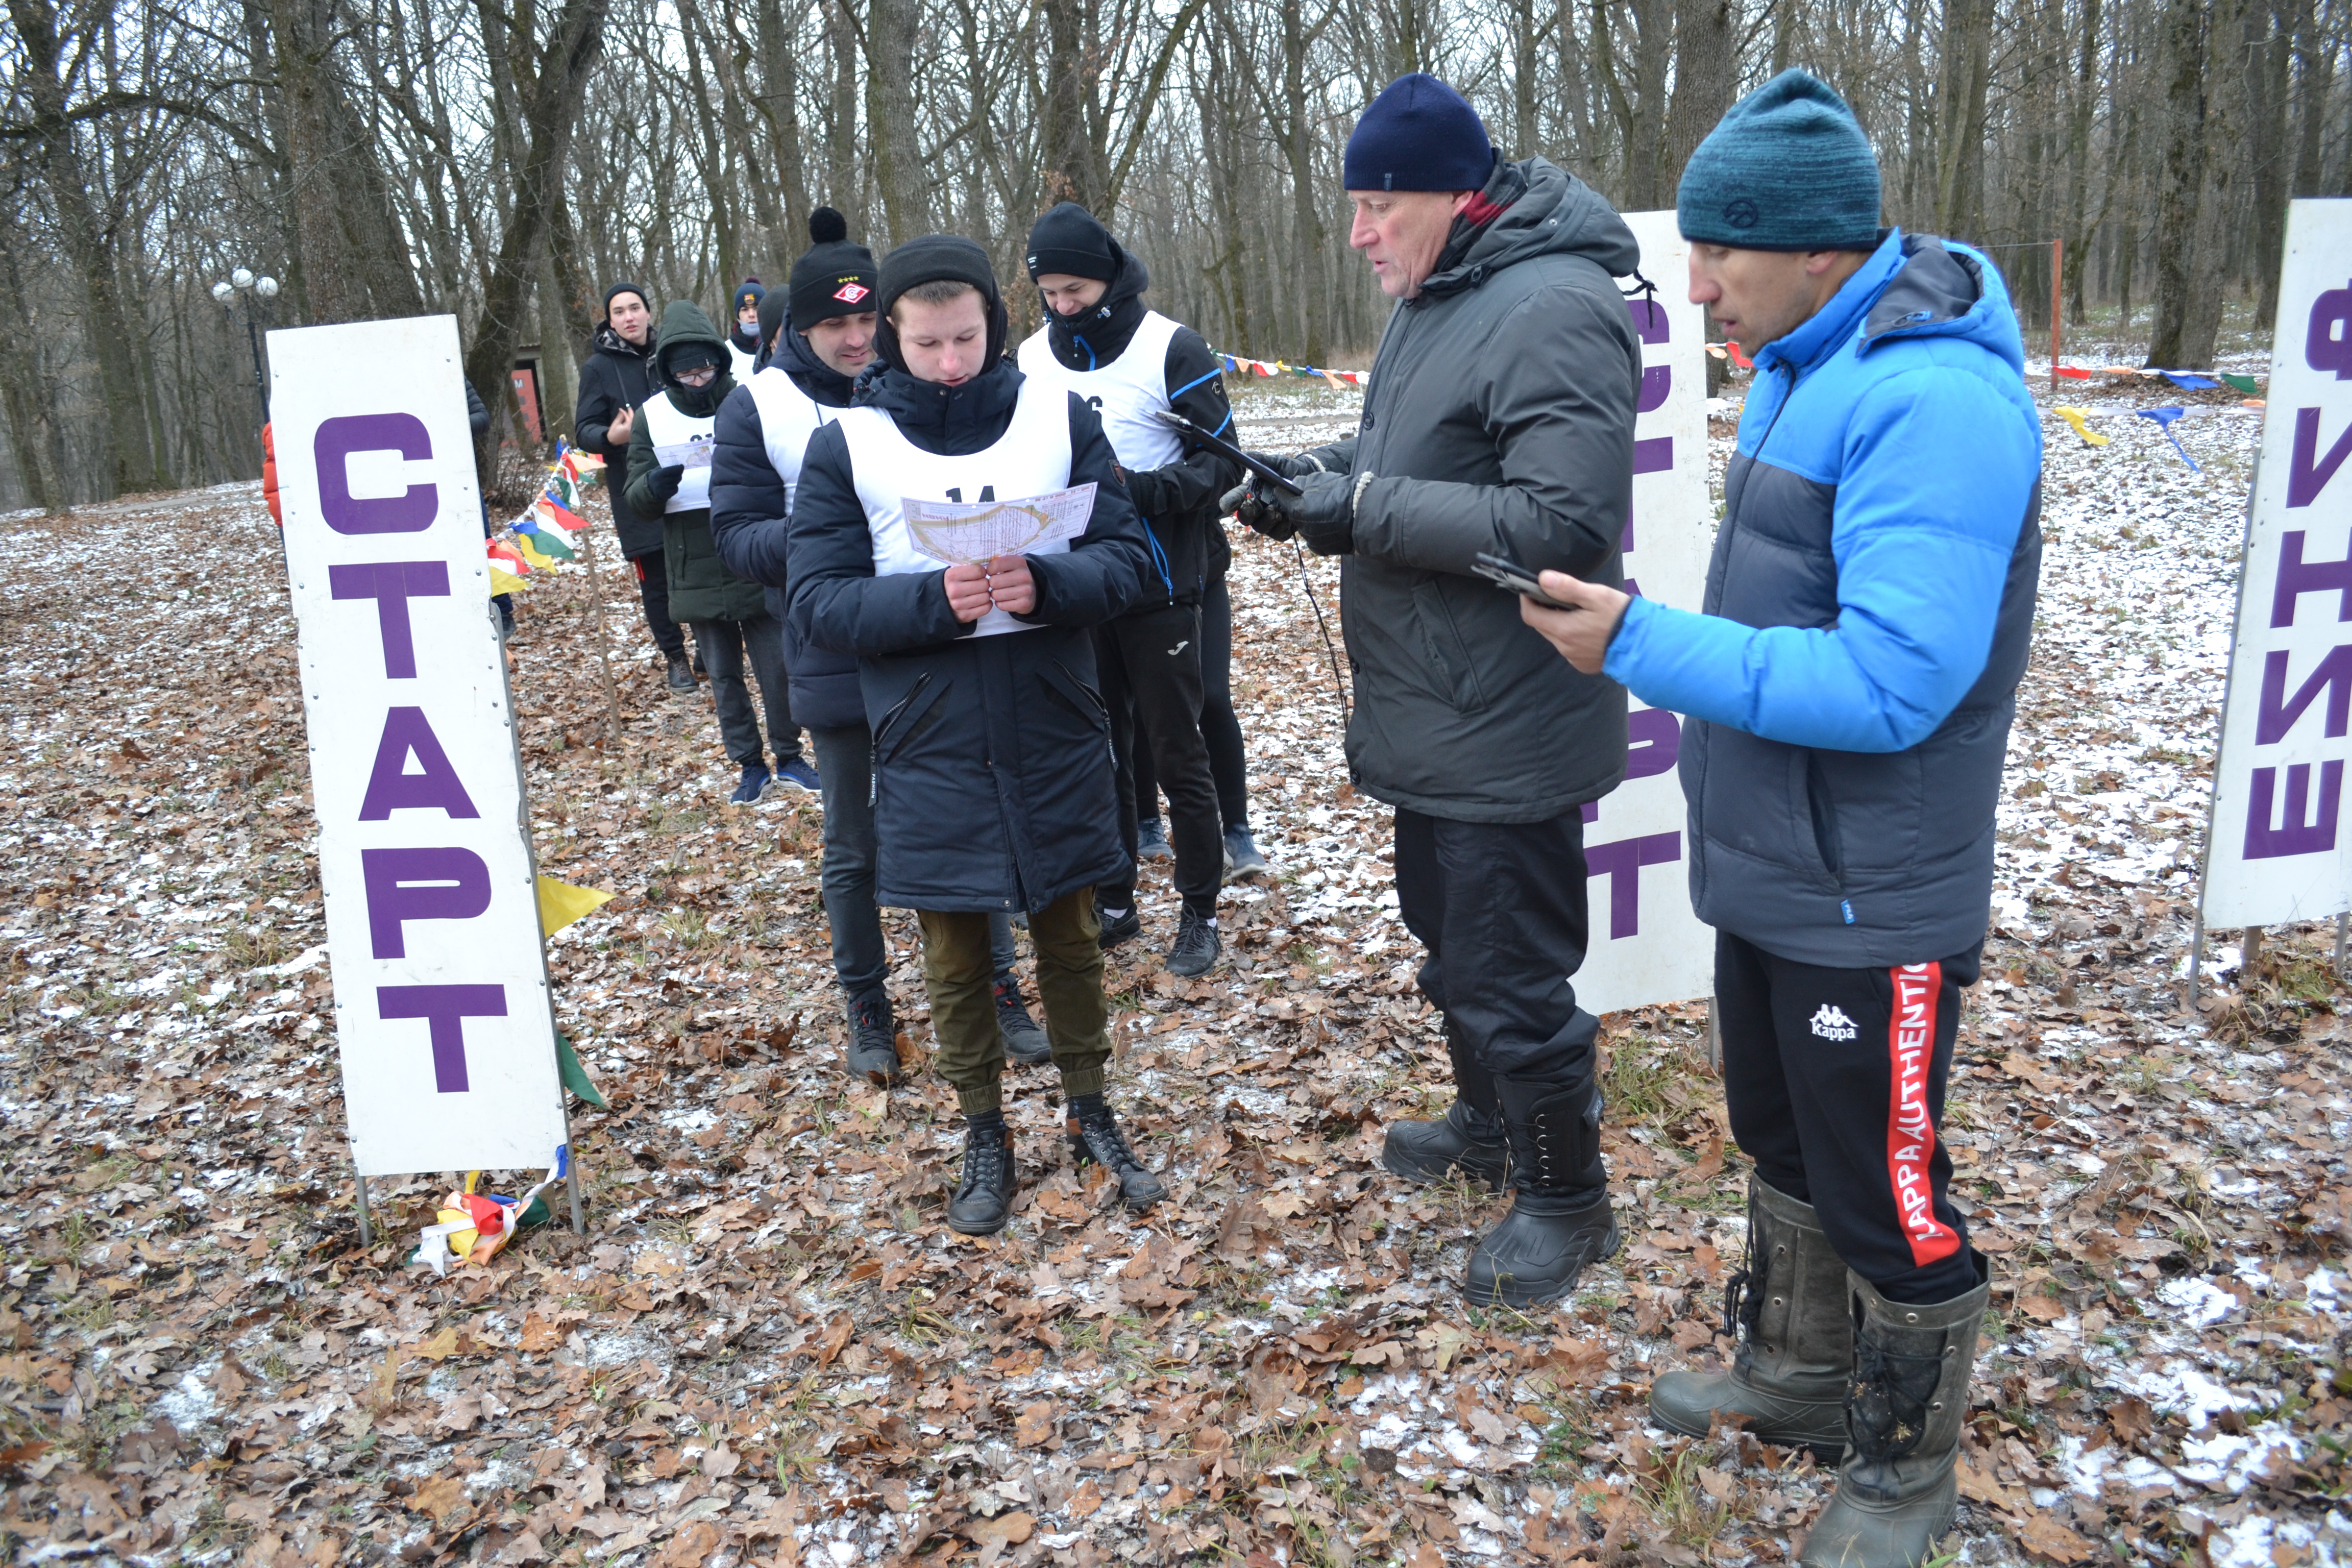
[1473, 552, 1578, 610]
[1148, 408, 1306, 496]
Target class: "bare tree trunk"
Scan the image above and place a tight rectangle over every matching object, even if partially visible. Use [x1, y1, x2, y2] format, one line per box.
[2249, 0, 2294, 325]
[463, 0, 610, 489]
[1040, 0, 1104, 210]
[1933, 0, 1994, 235]
[7, 0, 158, 496]
[1665, 0, 1738, 204]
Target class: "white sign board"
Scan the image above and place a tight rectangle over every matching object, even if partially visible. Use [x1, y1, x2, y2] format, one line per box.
[2203, 199, 2352, 928]
[271, 314, 570, 1178]
[1575, 210, 1716, 1016]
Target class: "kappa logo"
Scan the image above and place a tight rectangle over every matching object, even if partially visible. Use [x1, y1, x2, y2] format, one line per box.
[832, 281, 871, 304]
[1808, 1003, 1858, 1042]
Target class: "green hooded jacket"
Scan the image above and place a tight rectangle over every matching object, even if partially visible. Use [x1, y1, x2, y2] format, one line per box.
[625, 301, 765, 623]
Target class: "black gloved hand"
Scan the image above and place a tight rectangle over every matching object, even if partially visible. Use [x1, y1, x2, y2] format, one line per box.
[1283, 470, 1362, 556]
[647, 463, 686, 502]
[1121, 466, 1167, 519]
[1218, 450, 1326, 533]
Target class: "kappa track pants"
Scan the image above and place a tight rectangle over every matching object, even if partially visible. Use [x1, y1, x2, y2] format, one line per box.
[1714, 930, 1982, 1304]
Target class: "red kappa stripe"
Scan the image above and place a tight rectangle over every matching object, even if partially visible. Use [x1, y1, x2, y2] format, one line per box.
[1884, 962, 1961, 1267]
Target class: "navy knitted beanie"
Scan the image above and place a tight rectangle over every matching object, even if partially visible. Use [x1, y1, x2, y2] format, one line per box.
[1677, 70, 1883, 252]
[1343, 73, 1495, 193]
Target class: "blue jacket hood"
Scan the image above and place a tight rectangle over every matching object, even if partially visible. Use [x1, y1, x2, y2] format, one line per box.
[1760, 230, 2025, 381]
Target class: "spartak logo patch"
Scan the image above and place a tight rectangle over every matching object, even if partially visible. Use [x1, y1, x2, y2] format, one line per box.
[832, 281, 871, 304]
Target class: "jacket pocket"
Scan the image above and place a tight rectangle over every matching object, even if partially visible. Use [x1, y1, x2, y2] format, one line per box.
[1410, 578, 1490, 713]
[1039, 659, 1111, 732]
[1804, 751, 1847, 886]
[873, 673, 948, 765]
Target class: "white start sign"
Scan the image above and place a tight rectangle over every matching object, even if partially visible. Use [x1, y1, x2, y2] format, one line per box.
[270, 314, 570, 1178]
[1575, 209, 1716, 1016]
[2202, 198, 2352, 928]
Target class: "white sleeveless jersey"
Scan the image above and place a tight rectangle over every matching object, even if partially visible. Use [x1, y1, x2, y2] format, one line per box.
[1016, 310, 1186, 472]
[743, 366, 835, 510]
[832, 378, 1074, 638]
[636, 391, 717, 513]
[726, 340, 758, 383]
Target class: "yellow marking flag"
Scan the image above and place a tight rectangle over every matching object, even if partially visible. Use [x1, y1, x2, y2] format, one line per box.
[536, 875, 615, 937]
[2053, 407, 2109, 447]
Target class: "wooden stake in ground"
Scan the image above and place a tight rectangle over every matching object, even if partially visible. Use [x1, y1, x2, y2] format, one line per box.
[573, 511, 629, 750]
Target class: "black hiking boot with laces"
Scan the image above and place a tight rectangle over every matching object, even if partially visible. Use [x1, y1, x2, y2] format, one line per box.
[994, 973, 1052, 1065]
[1065, 1095, 1166, 1211]
[947, 1115, 1016, 1234]
[843, 990, 901, 1088]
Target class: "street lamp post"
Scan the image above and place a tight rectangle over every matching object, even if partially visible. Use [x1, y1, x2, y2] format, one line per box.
[211, 268, 279, 426]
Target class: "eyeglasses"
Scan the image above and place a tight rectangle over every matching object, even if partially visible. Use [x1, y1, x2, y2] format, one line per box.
[675, 364, 718, 386]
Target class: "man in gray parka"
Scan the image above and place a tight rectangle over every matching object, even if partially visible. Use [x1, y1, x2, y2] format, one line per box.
[1230, 72, 1641, 1307]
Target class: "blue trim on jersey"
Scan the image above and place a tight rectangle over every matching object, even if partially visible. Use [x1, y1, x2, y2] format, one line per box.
[1168, 368, 1220, 400]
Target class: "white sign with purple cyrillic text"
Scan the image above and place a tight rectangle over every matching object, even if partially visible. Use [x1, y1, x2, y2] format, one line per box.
[271, 314, 569, 1178]
[1575, 210, 1714, 1016]
[2204, 199, 2352, 929]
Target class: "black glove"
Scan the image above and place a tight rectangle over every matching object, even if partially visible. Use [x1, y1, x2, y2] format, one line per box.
[1218, 450, 1327, 532]
[1283, 470, 1362, 556]
[1121, 465, 1167, 519]
[647, 463, 685, 502]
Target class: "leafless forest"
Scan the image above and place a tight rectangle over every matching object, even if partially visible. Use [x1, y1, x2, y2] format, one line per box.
[2, 0, 2348, 510]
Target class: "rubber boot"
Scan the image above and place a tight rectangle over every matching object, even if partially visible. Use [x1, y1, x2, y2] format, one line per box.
[1801, 1254, 1991, 1568]
[1381, 1021, 1510, 1189]
[1650, 1177, 1851, 1458]
[1463, 1076, 1618, 1308]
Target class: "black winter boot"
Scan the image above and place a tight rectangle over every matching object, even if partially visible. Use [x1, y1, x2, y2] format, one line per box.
[1801, 1255, 1991, 1568]
[1382, 1021, 1510, 1189]
[664, 649, 696, 691]
[1066, 1096, 1166, 1211]
[994, 973, 1052, 1065]
[1463, 1076, 1618, 1308]
[946, 1116, 1016, 1234]
[1650, 1176, 1852, 1458]
[843, 990, 900, 1088]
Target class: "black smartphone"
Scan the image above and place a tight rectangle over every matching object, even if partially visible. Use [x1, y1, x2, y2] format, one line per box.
[1473, 551, 1576, 610]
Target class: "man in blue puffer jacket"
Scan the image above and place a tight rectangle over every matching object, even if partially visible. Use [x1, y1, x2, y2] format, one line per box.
[1520, 71, 2041, 1568]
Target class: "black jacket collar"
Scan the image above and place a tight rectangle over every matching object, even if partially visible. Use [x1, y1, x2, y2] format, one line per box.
[861, 358, 1025, 457]
[1043, 250, 1151, 372]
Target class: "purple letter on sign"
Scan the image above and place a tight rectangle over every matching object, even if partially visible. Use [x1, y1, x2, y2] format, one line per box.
[377, 984, 506, 1092]
[1625, 707, 1682, 780]
[315, 413, 437, 534]
[2256, 645, 2352, 744]
[1585, 831, 1682, 938]
[2271, 531, 2352, 627]
[329, 560, 450, 677]
[2288, 409, 2352, 509]
[2244, 761, 2343, 860]
[361, 846, 492, 958]
[359, 707, 480, 820]
[2307, 284, 2352, 378]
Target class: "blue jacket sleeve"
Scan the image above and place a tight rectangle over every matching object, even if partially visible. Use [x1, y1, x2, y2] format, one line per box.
[786, 424, 969, 656]
[1603, 366, 2036, 752]
[1021, 394, 1150, 627]
[709, 385, 792, 589]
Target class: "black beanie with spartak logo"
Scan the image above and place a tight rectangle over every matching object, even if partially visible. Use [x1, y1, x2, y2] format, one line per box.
[785, 207, 879, 333]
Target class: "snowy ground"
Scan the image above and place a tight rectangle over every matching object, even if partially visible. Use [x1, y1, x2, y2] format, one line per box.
[0, 366, 2343, 1567]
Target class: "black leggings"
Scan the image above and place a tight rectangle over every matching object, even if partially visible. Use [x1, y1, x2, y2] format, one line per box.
[1134, 569, 1249, 831]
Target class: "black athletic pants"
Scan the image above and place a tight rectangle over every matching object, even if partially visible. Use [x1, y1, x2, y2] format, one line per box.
[1394, 807, 1604, 1196]
[1094, 604, 1222, 920]
[632, 551, 687, 659]
[695, 614, 801, 768]
[1134, 569, 1250, 832]
[1715, 930, 1981, 1304]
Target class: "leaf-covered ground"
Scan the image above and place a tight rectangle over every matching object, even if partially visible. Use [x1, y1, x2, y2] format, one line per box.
[0, 371, 2344, 1568]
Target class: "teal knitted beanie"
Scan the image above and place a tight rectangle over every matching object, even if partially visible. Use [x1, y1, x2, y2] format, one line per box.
[1677, 70, 1883, 252]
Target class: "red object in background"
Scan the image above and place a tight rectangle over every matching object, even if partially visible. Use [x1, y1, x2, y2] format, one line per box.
[262, 424, 282, 527]
[510, 367, 544, 443]
[1725, 340, 1755, 371]
[2053, 366, 2092, 379]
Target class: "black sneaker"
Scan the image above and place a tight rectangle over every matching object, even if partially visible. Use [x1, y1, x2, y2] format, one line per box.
[995, 974, 1052, 1065]
[1137, 818, 1173, 862]
[1096, 900, 1141, 951]
[664, 650, 696, 691]
[1066, 1099, 1166, 1211]
[947, 1122, 1016, 1234]
[1167, 909, 1220, 977]
[843, 991, 900, 1088]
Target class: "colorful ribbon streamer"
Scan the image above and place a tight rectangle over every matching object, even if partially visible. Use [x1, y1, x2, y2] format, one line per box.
[2053, 407, 2109, 447]
[2135, 406, 2199, 470]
